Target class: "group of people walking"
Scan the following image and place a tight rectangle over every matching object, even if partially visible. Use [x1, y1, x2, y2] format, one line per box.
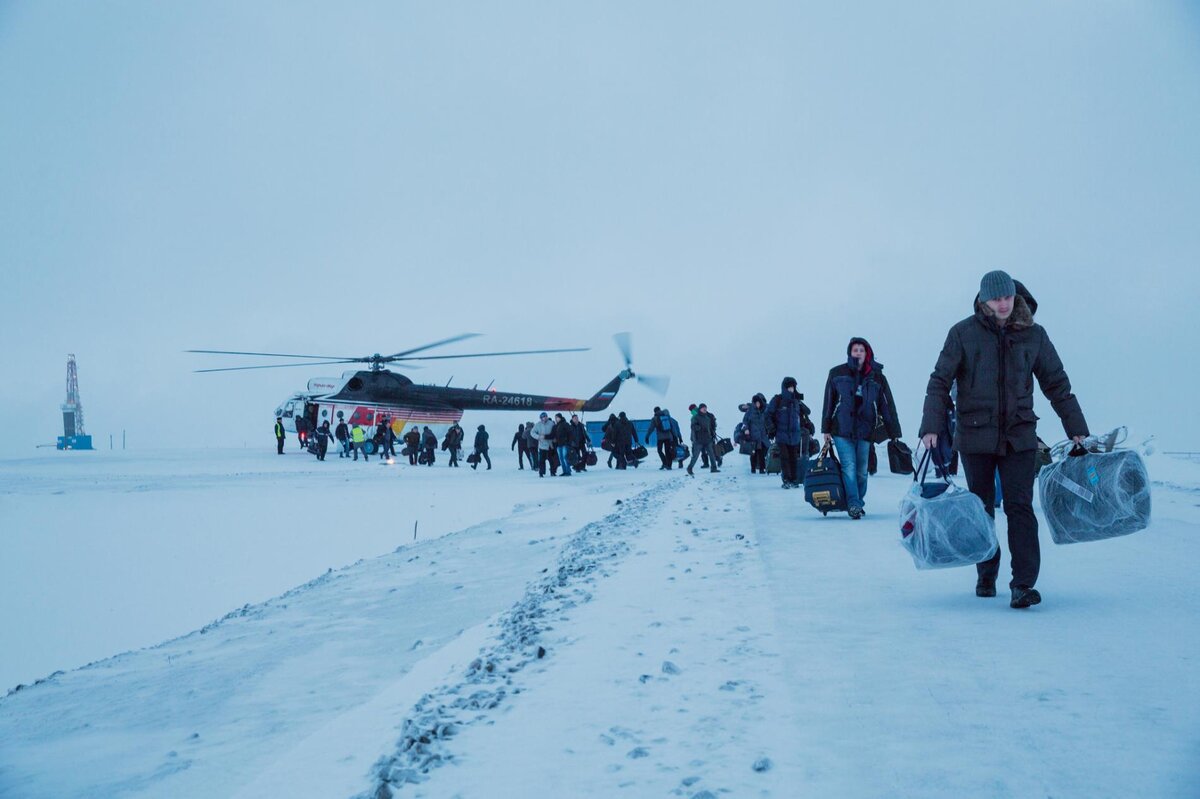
[272, 271, 1089, 608]
[274, 416, 494, 470]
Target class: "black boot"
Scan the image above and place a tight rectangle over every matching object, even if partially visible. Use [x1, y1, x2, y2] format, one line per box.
[1010, 586, 1042, 609]
[975, 577, 997, 598]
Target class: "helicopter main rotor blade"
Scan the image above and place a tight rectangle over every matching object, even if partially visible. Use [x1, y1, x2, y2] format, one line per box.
[193, 360, 362, 373]
[187, 349, 366, 361]
[613, 332, 633, 368]
[385, 333, 482, 360]
[393, 347, 590, 362]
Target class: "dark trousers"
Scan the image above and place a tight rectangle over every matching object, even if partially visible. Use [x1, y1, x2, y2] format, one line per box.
[517, 447, 528, 469]
[538, 449, 555, 476]
[575, 445, 589, 471]
[961, 446, 1039, 589]
[473, 449, 491, 469]
[750, 445, 767, 473]
[317, 439, 328, 460]
[276, 436, 284, 454]
[383, 439, 396, 458]
[449, 447, 459, 467]
[779, 442, 801, 484]
[407, 446, 418, 465]
[657, 438, 675, 469]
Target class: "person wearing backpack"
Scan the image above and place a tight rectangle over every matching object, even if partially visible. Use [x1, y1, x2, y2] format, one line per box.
[821, 339, 901, 519]
[767, 378, 812, 488]
[651, 407, 679, 470]
[920, 271, 1088, 609]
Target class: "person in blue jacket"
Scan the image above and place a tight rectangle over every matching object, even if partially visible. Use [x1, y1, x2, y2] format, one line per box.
[822, 338, 902, 519]
[741, 394, 771, 474]
[767, 378, 813, 488]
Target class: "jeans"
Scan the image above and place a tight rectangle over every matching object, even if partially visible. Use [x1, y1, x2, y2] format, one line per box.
[832, 436, 871, 509]
[556, 445, 573, 475]
[657, 438, 675, 469]
[962, 446, 1039, 589]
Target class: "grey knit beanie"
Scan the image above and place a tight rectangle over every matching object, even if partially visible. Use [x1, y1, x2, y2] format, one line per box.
[979, 270, 1016, 302]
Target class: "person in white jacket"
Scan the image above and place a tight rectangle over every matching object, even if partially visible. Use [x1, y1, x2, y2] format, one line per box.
[530, 412, 557, 478]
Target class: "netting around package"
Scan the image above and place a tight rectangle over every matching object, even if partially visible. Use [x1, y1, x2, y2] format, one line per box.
[899, 483, 998, 570]
[1038, 450, 1151, 545]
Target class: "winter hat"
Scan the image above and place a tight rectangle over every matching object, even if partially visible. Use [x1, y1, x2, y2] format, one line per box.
[540, 412, 549, 419]
[782, 376, 797, 391]
[979, 270, 1016, 303]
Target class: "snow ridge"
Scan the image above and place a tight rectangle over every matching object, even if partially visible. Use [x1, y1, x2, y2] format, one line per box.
[362, 479, 681, 798]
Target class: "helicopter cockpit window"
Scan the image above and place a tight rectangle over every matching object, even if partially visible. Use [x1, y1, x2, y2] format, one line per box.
[347, 377, 364, 391]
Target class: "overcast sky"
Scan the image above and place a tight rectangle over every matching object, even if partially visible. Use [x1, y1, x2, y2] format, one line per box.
[3, 1, 1199, 456]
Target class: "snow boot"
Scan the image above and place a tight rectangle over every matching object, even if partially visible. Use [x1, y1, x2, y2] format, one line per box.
[1010, 586, 1042, 609]
[975, 577, 997, 598]
[848, 506, 864, 520]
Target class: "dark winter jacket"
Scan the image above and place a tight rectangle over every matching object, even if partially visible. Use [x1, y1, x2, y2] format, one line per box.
[767, 380, 813, 447]
[552, 419, 572, 446]
[275, 421, 285, 439]
[404, 429, 420, 449]
[821, 340, 901, 442]
[315, 425, 332, 444]
[474, 427, 489, 452]
[421, 429, 437, 450]
[444, 424, 464, 450]
[569, 420, 589, 448]
[512, 426, 525, 451]
[334, 421, 349, 442]
[690, 411, 715, 445]
[920, 292, 1088, 455]
[741, 394, 771, 447]
[608, 415, 635, 449]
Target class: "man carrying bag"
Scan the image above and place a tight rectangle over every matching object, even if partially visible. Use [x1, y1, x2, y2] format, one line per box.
[920, 272, 1089, 609]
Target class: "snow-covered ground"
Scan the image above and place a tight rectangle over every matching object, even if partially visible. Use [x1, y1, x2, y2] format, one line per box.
[1, 448, 1198, 798]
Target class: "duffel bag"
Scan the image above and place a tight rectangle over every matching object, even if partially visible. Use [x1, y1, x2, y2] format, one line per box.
[899, 450, 997, 570]
[585, 450, 598, 467]
[631, 445, 648, 460]
[466, 451, 480, 465]
[887, 439, 915, 475]
[1038, 444, 1151, 545]
[766, 443, 781, 474]
[805, 445, 848, 515]
[675, 444, 690, 462]
[714, 437, 734, 457]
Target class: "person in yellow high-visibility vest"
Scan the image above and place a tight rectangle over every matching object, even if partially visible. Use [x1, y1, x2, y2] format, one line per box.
[351, 424, 368, 461]
[274, 417, 286, 454]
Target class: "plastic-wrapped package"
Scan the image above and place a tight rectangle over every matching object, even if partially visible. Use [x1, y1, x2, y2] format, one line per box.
[1038, 449, 1151, 545]
[899, 476, 998, 570]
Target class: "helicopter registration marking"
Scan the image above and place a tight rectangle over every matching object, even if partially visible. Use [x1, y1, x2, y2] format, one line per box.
[482, 394, 535, 407]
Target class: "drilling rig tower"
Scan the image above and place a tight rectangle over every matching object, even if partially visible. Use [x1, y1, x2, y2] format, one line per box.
[57, 354, 94, 450]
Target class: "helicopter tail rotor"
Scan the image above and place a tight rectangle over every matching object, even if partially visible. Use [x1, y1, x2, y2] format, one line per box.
[613, 332, 670, 396]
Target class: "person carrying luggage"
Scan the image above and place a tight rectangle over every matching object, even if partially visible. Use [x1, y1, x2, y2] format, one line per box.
[551, 413, 573, 476]
[471, 424, 492, 470]
[314, 420, 332, 461]
[821, 339, 901, 519]
[651, 407, 680, 470]
[742, 393, 771, 475]
[686, 403, 720, 476]
[920, 271, 1088, 608]
[767, 379, 813, 488]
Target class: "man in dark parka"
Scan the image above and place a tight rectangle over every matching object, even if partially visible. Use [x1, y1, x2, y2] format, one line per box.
[921, 271, 1088, 609]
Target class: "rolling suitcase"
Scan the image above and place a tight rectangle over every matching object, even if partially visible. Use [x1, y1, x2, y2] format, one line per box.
[804, 445, 848, 516]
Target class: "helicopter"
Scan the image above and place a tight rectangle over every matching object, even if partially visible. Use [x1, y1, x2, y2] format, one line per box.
[188, 333, 668, 441]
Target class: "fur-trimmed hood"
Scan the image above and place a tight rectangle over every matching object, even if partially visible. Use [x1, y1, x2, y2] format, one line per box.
[975, 292, 1034, 331]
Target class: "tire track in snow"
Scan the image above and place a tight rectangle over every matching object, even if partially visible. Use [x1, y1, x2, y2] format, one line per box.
[360, 478, 683, 798]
